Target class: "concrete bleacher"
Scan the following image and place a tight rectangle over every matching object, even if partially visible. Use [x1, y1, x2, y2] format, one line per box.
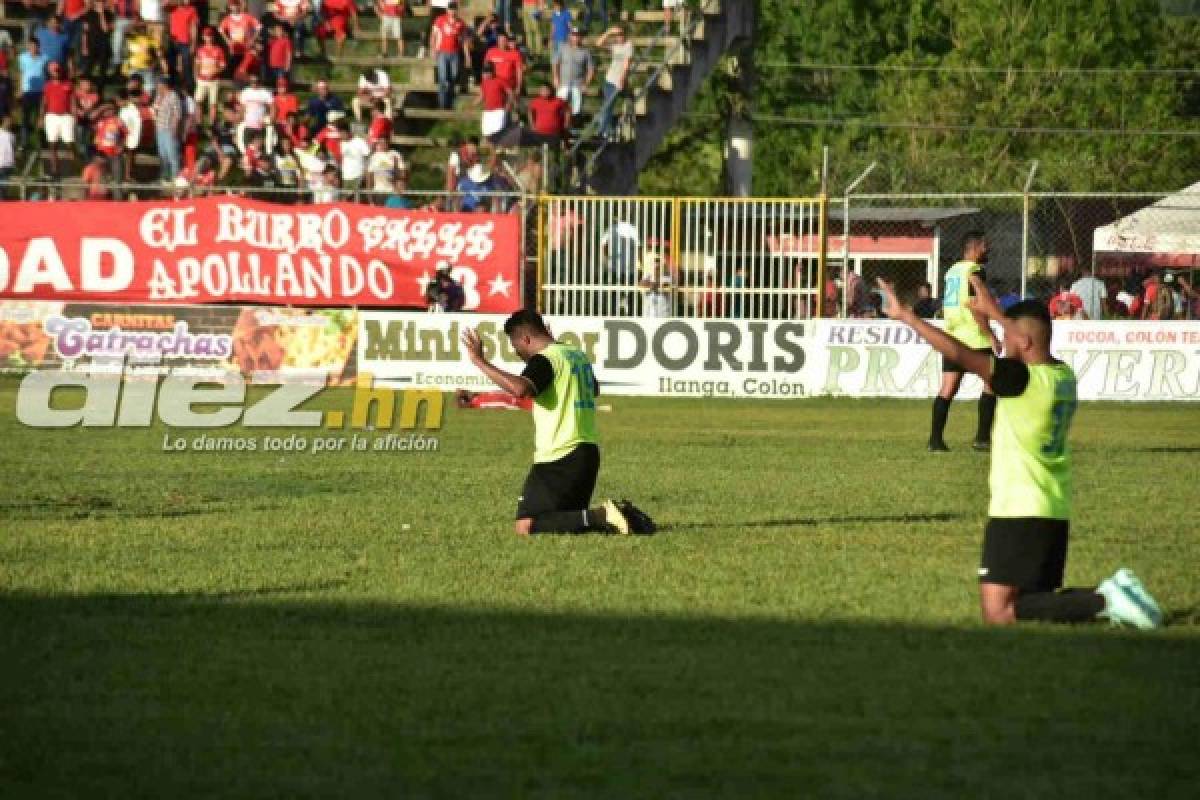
[2, 0, 744, 195]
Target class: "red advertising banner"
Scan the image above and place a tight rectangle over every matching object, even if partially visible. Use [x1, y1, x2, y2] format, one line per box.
[0, 197, 522, 312]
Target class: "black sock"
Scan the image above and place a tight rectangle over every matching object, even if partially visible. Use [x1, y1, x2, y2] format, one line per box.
[930, 396, 951, 444]
[1015, 588, 1105, 623]
[531, 507, 608, 534]
[976, 392, 997, 444]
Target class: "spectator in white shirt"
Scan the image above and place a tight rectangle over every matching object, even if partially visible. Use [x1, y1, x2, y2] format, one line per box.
[366, 137, 407, 199]
[1070, 272, 1108, 322]
[236, 73, 275, 153]
[353, 67, 392, 122]
[339, 123, 371, 198]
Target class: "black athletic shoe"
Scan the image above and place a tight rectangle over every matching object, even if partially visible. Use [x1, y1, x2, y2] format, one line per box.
[972, 440, 991, 452]
[928, 440, 950, 452]
[619, 500, 657, 534]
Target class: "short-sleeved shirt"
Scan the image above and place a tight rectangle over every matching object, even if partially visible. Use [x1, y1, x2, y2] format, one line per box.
[94, 116, 126, 155]
[168, 5, 199, 44]
[194, 44, 226, 79]
[238, 87, 273, 127]
[480, 75, 509, 110]
[989, 357, 1076, 520]
[43, 79, 73, 113]
[220, 13, 260, 51]
[551, 9, 572, 42]
[378, 0, 404, 16]
[942, 259, 991, 349]
[358, 70, 391, 99]
[521, 342, 599, 463]
[434, 15, 467, 54]
[35, 28, 71, 66]
[484, 47, 523, 89]
[18, 52, 49, 94]
[605, 41, 633, 88]
[529, 95, 568, 136]
[268, 36, 293, 68]
[553, 44, 593, 87]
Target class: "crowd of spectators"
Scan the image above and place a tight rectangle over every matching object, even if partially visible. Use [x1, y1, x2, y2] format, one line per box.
[0, 0, 680, 201]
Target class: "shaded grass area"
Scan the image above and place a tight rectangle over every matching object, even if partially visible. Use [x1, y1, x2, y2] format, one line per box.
[1, 388, 1198, 796]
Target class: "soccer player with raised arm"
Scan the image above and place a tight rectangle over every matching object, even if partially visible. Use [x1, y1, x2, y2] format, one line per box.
[876, 276, 1164, 628]
[930, 232, 1001, 452]
[462, 310, 654, 536]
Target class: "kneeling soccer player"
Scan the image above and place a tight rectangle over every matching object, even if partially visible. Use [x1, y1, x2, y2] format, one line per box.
[877, 276, 1163, 628]
[462, 310, 654, 535]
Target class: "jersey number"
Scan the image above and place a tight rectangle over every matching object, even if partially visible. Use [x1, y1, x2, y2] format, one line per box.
[1042, 397, 1076, 457]
[568, 353, 596, 411]
[943, 275, 961, 308]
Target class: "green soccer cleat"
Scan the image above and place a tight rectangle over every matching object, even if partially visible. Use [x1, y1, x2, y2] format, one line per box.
[603, 498, 632, 535]
[1097, 570, 1163, 630]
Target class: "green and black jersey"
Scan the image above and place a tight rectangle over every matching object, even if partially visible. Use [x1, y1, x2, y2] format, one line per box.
[519, 342, 599, 463]
[988, 357, 1078, 520]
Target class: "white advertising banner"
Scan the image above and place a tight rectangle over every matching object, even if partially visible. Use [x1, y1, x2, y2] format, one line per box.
[810, 320, 1200, 402]
[357, 313, 814, 398]
[357, 314, 1200, 402]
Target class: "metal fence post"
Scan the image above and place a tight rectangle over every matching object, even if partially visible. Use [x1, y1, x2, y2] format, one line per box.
[1021, 161, 1039, 298]
[841, 163, 877, 318]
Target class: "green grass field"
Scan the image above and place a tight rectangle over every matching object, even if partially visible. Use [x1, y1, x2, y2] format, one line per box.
[1, 381, 1198, 798]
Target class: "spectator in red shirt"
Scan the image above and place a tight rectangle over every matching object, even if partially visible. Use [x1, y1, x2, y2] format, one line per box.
[375, 0, 407, 58]
[219, 2, 261, 61]
[476, 62, 512, 140]
[367, 99, 393, 145]
[271, 75, 299, 123]
[431, 2, 472, 109]
[317, 0, 359, 59]
[41, 62, 75, 176]
[266, 22, 293, 85]
[167, 0, 200, 90]
[193, 27, 226, 124]
[483, 33, 524, 95]
[526, 81, 568, 145]
[274, 0, 312, 56]
[91, 103, 126, 195]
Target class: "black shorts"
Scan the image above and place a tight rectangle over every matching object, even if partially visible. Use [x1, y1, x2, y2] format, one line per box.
[943, 347, 993, 374]
[515, 443, 600, 520]
[979, 518, 1069, 591]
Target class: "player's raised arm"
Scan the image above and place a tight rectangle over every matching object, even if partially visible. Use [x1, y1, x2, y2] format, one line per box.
[966, 274, 1031, 355]
[877, 278, 992, 380]
[461, 328, 537, 398]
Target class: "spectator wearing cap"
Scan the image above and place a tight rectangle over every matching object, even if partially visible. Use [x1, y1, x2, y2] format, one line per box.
[353, 67, 392, 123]
[306, 79, 345, 132]
[431, 2, 471, 110]
[193, 27, 226, 125]
[552, 26, 593, 122]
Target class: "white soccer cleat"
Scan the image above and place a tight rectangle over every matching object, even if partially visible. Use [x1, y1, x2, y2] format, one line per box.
[1097, 570, 1163, 630]
[1112, 568, 1164, 627]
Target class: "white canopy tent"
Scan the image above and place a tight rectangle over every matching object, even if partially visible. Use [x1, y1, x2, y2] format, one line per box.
[1092, 181, 1200, 256]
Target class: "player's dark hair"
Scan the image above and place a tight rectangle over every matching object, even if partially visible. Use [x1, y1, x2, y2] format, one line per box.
[1006, 300, 1052, 326]
[504, 310, 550, 338]
[963, 231, 987, 253]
